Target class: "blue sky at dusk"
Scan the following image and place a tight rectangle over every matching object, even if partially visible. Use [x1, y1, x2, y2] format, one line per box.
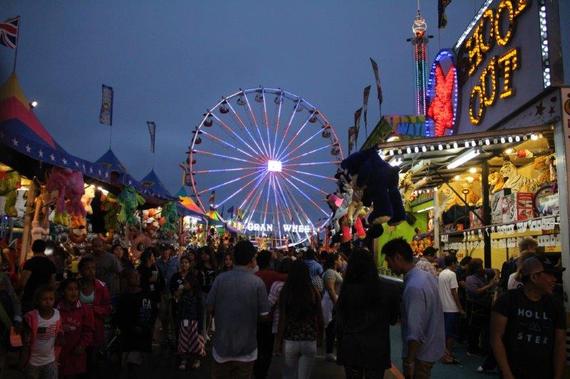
[1, 1, 480, 194]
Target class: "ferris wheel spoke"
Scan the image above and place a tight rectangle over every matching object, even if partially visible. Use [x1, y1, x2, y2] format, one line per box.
[197, 170, 261, 196]
[274, 99, 302, 161]
[281, 144, 330, 164]
[269, 175, 283, 243]
[280, 171, 328, 196]
[286, 160, 342, 167]
[282, 176, 330, 218]
[279, 179, 315, 232]
[210, 113, 261, 158]
[200, 129, 262, 162]
[192, 149, 262, 166]
[243, 176, 269, 225]
[224, 102, 267, 159]
[261, 89, 274, 158]
[275, 111, 312, 161]
[262, 175, 273, 226]
[278, 127, 324, 162]
[215, 170, 267, 209]
[192, 166, 259, 174]
[243, 93, 271, 158]
[282, 168, 336, 182]
[274, 176, 294, 222]
[271, 91, 284, 159]
[239, 172, 270, 223]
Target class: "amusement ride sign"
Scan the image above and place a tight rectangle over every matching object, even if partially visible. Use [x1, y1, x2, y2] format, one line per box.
[455, 0, 562, 133]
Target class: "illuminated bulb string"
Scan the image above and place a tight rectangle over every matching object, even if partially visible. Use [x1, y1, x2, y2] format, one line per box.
[537, 0, 551, 87]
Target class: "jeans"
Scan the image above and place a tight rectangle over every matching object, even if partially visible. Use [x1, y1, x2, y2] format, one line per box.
[325, 318, 336, 354]
[253, 320, 274, 379]
[24, 362, 58, 379]
[211, 360, 254, 379]
[283, 340, 317, 379]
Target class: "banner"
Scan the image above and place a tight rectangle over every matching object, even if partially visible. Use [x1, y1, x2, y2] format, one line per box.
[99, 85, 113, 126]
[147, 121, 156, 153]
[227, 206, 235, 219]
[369, 58, 383, 117]
[348, 126, 357, 154]
[362, 85, 371, 137]
[438, 0, 452, 29]
[208, 191, 216, 209]
[354, 107, 363, 146]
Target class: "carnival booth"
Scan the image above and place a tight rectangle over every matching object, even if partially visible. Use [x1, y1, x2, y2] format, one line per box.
[355, 0, 568, 277]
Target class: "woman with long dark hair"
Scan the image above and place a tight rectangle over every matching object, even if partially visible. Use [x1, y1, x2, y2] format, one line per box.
[276, 260, 323, 379]
[336, 248, 399, 379]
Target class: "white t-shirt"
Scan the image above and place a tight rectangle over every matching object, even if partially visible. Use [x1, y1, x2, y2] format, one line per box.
[438, 268, 460, 313]
[30, 309, 60, 366]
[507, 272, 523, 290]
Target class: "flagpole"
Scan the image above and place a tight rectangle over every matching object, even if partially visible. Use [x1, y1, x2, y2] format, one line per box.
[109, 125, 113, 150]
[12, 16, 21, 73]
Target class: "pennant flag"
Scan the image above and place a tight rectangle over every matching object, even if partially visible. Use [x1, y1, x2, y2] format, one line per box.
[147, 121, 156, 153]
[219, 205, 225, 218]
[0, 16, 19, 49]
[438, 0, 452, 29]
[236, 208, 244, 221]
[362, 85, 371, 137]
[354, 107, 363, 145]
[99, 85, 113, 126]
[369, 58, 383, 117]
[227, 206, 235, 218]
[348, 126, 357, 154]
[208, 190, 216, 209]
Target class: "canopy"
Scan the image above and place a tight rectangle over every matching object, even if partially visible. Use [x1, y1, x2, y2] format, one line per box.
[0, 74, 112, 181]
[177, 186, 205, 216]
[140, 169, 174, 200]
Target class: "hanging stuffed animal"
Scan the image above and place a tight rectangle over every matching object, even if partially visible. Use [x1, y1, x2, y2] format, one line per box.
[46, 168, 85, 226]
[31, 186, 50, 242]
[160, 202, 179, 235]
[0, 170, 21, 216]
[117, 186, 145, 225]
[341, 148, 406, 239]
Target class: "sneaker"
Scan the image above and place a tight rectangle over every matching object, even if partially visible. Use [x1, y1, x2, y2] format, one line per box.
[325, 353, 337, 362]
[178, 360, 187, 370]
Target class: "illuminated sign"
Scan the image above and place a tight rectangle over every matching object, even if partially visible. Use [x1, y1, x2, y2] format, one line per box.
[239, 222, 313, 234]
[426, 49, 458, 137]
[455, 0, 561, 133]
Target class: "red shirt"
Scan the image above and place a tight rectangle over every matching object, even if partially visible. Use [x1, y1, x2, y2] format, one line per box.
[255, 270, 287, 294]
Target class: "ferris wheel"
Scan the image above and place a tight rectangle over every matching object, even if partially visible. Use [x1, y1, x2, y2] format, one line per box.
[187, 87, 343, 248]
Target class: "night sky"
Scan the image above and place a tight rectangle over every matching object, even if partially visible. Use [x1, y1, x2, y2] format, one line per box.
[1, 1, 480, 195]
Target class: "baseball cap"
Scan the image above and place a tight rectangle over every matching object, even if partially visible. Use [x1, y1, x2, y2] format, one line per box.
[520, 254, 565, 277]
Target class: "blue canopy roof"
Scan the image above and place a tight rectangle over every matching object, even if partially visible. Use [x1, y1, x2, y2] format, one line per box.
[140, 169, 174, 200]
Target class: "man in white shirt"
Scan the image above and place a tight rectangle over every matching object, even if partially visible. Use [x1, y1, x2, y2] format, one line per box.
[438, 255, 464, 364]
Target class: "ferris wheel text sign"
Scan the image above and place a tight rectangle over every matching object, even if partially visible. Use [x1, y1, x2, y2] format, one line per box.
[245, 222, 313, 234]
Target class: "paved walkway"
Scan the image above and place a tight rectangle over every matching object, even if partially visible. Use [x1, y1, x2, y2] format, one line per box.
[2, 327, 499, 378]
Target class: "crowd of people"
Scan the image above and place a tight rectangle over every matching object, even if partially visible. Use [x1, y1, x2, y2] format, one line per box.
[0, 234, 566, 379]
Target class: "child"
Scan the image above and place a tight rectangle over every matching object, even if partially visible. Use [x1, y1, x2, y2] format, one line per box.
[115, 269, 156, 379]
[175, 275, 205, 370]
[57, 278, 94, 379]
[22, 285, 63, 379]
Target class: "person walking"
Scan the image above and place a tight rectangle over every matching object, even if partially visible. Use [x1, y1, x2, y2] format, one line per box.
[322, 253, 343, 362]
[491, 254, 566, 379]
[254, 250, 286, 379]
[206, 240, 269, 379]
[437, 255, 464, 364]
[382, 238, 444, 379]
[276, 260, 323, 379]
[336, 248, 399, 379]
[19, 240, 56, 313]
[89, 238, 122, 300]
[156, 244, 179, 351]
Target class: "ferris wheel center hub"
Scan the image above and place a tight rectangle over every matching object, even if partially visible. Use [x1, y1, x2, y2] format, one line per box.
[267, 160, 282, 172]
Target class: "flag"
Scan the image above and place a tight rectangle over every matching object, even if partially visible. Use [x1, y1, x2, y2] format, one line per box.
[147, 121, 156, 153]
[0, 16, 19, 49]
[99, 85, 113, 126]
[369, 58, 383, 117]
[348, 126, 357, 154]
[362, 85, 371, 137]
[208, 191, 216, 209]
[354, 107, 363, 145]
[219, 205, 225, 218]
[438, 0, 452, 28]
[236, 208, 244, 221]
[227, 206, 235, 218]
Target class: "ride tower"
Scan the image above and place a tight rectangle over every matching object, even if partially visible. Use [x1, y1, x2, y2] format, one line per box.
[407, 7, 432, 116]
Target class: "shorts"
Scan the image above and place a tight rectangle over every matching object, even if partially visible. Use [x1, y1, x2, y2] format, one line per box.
[444, 312, 459, 340]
